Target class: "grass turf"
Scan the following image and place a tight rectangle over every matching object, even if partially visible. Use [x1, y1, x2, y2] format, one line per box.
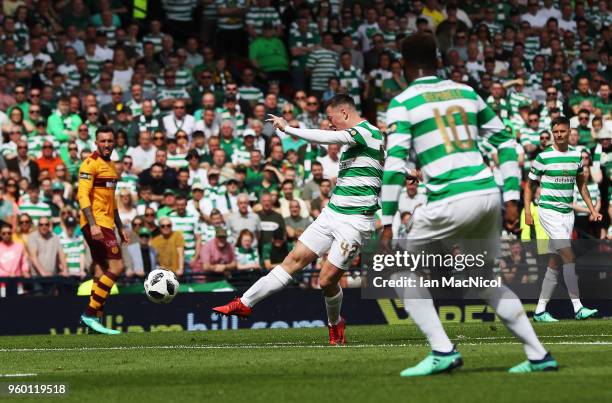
[0, 320, 611, 403]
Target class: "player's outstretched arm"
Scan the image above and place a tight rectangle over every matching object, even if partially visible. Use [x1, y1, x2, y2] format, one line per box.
[267, 114, 356, 145]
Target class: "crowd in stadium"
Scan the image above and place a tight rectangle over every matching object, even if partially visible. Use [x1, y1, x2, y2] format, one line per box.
[0, 0, 609, 294]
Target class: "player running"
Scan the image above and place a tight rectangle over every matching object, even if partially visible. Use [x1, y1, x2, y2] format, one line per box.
[78, 127, 129, 335]
[381, 33, 557, 376]
[213, 94, 383, 345]
[524, 116, 602, 323]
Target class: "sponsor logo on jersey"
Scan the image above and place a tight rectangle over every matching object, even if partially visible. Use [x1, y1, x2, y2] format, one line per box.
[79, 172, 92, 180]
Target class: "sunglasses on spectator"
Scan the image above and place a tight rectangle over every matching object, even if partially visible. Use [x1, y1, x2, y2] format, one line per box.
[79, 128, 88, 131]
[174, 106, 185, 109]
[112, 92, 122, 95]
[307, 102, 318, 106]
[30, 109, 40, 113]
[30, 93, 40, 97]
[160, 224, 172, 228]
[20, 220, 31, 224]
[145, 213, 155, 217]
[528, 119, 539, 122]
[154, 136, 164, 140]
[1, 231, 12, 235]
[177, 135, 188, 139]
[133, 222, 143, 227]
[547, 92, 557, 95]
[15, 90, 25, 94]
[88, 112, 98, 115]
[7, 183, 17, 188]
[579, 116, 589, 120]
[18, 145, 27, 149]
[39, 223, 50, 227]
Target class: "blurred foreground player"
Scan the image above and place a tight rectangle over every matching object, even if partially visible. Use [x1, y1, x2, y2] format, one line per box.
[381, 33, 557, 376]
[213, 94, 383, 345]
[78, 127, 129, 334]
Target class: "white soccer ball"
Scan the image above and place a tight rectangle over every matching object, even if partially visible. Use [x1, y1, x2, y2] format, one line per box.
[144, 269, 179, 304]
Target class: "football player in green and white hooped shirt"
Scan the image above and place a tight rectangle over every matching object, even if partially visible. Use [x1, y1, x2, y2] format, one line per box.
[168, 195, 202, 267]
[525, 116, 602, 324]
[380, 33, 555, 376]
[213, 94, 383, 346]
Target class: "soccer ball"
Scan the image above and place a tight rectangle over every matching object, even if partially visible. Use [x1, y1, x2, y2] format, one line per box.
[144, 269, 179, 304]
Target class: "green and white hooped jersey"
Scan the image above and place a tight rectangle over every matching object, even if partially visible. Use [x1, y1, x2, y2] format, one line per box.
[528, 146, 583, 214]
[168, 212, 201, 261]
[381, 76, 520, 225]
[59, 232, 84, 275]
[327, 120, 384, 216]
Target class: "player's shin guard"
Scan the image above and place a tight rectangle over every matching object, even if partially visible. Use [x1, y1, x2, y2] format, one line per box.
[325, 288, 343, 326]
[535, 268, 559, 314]
[240, 266, 293, 307]
[562, 263, 583, 313]
[486, 285, 548, 361]
[85, 271, 119, 317]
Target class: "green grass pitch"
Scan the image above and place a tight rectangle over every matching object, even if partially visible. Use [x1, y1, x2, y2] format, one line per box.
[1, 320, 611, 403]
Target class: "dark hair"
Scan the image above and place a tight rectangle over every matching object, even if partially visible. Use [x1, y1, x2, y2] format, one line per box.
[96, 126, 115, 139]
[550, 116, 570, 129]
[324, 93, 356, 110]
[401, 33, 438, 70]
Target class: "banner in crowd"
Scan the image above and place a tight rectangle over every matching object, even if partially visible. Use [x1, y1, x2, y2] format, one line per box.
[0, 289, 609, 336]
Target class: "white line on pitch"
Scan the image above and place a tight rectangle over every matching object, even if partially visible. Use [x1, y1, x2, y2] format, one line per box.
[0, 373, 38, 377]
[1, 341, 611, 352]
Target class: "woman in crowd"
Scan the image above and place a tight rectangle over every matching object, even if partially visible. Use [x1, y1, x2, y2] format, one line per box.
[234, 229, 261, 271]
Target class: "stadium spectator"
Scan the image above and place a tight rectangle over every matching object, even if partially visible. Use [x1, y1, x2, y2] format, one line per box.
[285, 200, 312, 241]
[27, 216, 67, 277]
[151, 217, 185, 276]
[262, 228, 292, 270]
[234, 229, 261, 271]
[126, 227, 157, 278]
[198, 226, 237, 277]
[0, 223, 29, 278]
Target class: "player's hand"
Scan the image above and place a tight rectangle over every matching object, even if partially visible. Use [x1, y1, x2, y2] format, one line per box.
[120, 228, 129, 246]
[504, 200, 520, 231]
[380, 226, 393, 254]
[524, 212, 534, 226]
[266, 114, 287, 132]
[590, 212, 603, 222]
[90, 224, 103, 240]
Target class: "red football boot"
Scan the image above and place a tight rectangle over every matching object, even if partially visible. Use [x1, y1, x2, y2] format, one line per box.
[212, 297, 252, 318]
[328, 317, 346, 345]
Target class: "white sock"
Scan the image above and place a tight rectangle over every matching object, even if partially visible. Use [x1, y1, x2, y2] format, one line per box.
[240, 266, 293, 307]
[535, 268, 559, 314]
[403, 298, 454, 353]
[486, 285, 547, 361]
[562, 262, 583, 312]
[325, 289, 343, 325]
